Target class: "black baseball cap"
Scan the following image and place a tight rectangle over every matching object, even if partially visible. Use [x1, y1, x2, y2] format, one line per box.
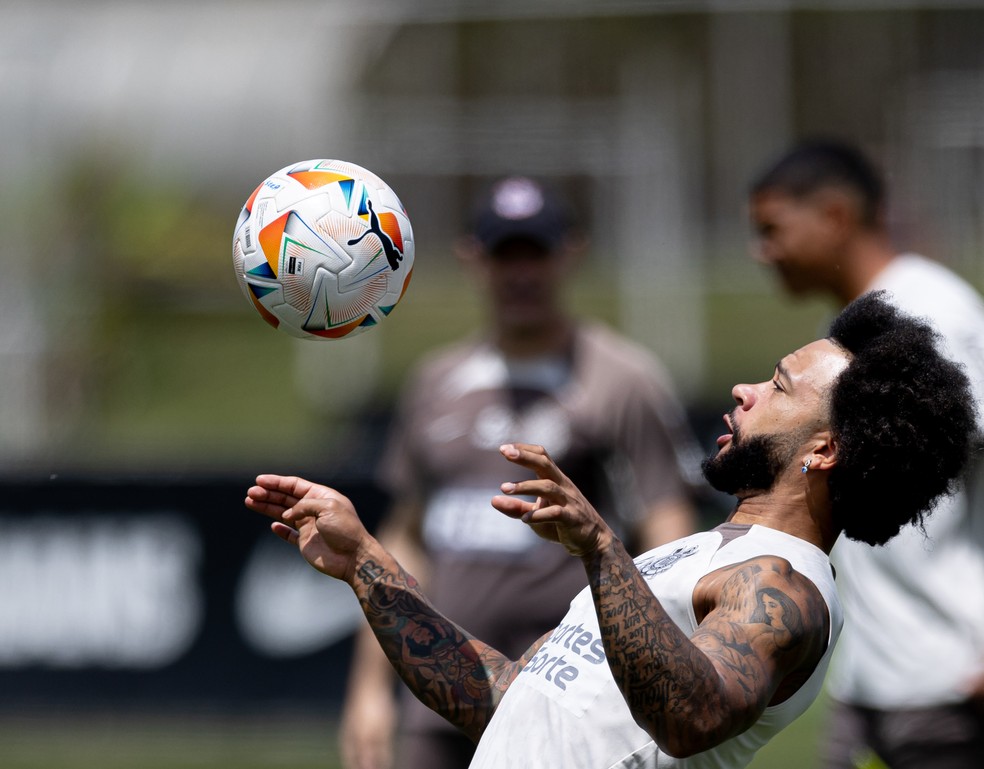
[471, 177, 572, 252]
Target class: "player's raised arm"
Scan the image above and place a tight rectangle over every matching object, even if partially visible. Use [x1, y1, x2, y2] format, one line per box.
[245, 475, 537, 742]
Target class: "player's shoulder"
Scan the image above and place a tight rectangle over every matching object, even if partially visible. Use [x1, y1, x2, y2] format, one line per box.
[875, 255, 984, 361]
[407, 335, 487, 381]
[574, 322, 671, 383]
[571, 323, 687, 418]
[707, 554, 827, 619]
[879, 254, 984, 318]
[709, 553, 800, 584]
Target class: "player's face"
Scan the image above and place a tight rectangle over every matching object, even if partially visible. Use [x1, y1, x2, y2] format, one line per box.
[480, 239, 569, 331]
[749, 191, 844, 296]
[705, 339, 849, 492]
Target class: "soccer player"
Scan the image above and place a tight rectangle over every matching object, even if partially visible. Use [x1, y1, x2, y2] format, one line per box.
[246, 292, 975, 768]
[750, 140, 984, 767]
[340, 176, 702, 769]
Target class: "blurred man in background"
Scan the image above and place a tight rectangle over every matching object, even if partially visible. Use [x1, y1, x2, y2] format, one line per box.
[339, 176, 704, 769]
[750, 139, 984, 769]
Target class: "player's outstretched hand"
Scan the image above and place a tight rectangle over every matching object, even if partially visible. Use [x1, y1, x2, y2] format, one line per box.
[491, 443, 615, 558]
[245, 474, 373, 584]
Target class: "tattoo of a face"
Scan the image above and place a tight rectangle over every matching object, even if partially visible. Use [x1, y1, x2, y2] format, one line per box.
[751, 586, 803, 649]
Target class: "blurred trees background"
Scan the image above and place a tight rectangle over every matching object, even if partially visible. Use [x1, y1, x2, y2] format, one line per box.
[5, 1, 984, 475]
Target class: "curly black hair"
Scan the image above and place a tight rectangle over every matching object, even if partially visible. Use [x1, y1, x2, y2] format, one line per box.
[827, 291, 978, 545]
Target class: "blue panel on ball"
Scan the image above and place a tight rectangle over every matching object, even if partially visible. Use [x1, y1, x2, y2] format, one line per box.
[248, 283, 278, 299]
[338, 178, 355, 209]
[247, 262, 277, 279]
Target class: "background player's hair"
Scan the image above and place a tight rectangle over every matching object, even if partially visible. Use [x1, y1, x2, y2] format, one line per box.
[827, 292, 977, 545]
[750, 139, 884, 228]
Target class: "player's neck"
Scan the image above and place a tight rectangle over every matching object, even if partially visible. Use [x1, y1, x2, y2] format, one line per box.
[833, 235, 896, 306]
[728, 479, 836, 553]
[493, 316, 574, 359]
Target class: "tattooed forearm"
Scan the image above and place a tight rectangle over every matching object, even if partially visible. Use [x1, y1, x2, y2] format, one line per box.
[353, 555, 534, 742]
[356, 559, 386, 585]
[585, 540, 729, 753]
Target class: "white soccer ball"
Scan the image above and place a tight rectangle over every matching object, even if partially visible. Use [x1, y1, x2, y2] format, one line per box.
[232, 159, 414, 339]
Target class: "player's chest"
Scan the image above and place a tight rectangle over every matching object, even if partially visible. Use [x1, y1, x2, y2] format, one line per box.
[418, 389, 584, 456]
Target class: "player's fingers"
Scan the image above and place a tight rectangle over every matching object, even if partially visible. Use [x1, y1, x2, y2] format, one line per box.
[246, 485, 299, 511]
[490, 494, 536, 519]
[519, 503, 569, 525]
[255, 473, 303, 492]
[493, 493, 569, 524]
[255, 474, 319, 501]
[271, 520, 299, 545]
[499, 443, 566, 481]
[500, 478, 566, 502]
[282, 498, 325, 522]
[500, 442, 551, 463]
[245, 496, 290, 521]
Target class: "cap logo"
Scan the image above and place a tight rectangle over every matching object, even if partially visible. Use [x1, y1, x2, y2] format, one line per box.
[491, 178, 545, 221]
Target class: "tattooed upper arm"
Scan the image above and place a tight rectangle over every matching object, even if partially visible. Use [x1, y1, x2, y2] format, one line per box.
[690, 556, 830, 731]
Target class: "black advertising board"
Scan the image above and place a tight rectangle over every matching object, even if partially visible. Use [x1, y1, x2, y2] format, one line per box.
[0, 474, 388, 713]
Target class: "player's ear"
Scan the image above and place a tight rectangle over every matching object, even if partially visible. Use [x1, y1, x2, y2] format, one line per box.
[560, 233, 589, 269]
[454, 235, 485, 268]
[818, 188, 860, 237]
[805, 431, 838, 472]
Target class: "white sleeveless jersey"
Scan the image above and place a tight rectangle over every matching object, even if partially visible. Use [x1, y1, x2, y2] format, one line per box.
[469, 524, 842, 769]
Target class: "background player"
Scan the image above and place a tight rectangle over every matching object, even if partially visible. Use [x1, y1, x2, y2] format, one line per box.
[750, 139, 984, 768]
[339, 176, 703, 769]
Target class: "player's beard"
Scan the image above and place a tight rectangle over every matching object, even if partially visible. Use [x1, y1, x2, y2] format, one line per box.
[701, 417, 800, 495]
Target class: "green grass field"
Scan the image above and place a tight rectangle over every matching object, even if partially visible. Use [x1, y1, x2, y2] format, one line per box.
[0, 696, 829, 769]
[0, 713, 337, 769]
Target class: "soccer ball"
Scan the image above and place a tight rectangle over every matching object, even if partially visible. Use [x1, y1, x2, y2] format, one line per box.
[232, 159, 414, 339]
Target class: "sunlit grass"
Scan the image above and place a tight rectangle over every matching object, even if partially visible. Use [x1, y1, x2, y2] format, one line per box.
[0, 698, 828, 769]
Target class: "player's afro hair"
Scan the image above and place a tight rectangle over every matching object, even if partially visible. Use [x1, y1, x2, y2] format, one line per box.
[827, 291, 978, 545]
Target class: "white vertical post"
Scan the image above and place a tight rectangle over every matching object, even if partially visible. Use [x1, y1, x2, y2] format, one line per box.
[615, 45, 704, 394]
[707, 11, 793, 259]
[0, 52, 47, 463]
